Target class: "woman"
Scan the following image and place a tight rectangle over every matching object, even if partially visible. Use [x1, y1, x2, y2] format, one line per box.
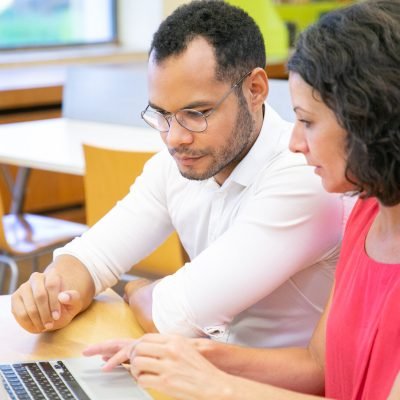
[83, 1, 400, 398]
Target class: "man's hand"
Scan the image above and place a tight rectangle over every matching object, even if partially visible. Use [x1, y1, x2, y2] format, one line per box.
[11, 255, 95, 333]
[11, 270, 83, 333]
[124, 278, 159, 333]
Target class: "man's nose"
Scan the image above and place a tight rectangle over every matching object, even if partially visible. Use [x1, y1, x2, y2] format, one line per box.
[164, 118, 194, 147]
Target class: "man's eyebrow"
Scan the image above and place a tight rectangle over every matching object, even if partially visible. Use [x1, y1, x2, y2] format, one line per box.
[148, 100, 214, 113]
[148, 101, 165, 112]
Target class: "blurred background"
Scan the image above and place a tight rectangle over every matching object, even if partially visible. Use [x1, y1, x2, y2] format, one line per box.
[0, 0, 359, 58]
[0, 0, 359, 288]
[0, 0, 361, 235]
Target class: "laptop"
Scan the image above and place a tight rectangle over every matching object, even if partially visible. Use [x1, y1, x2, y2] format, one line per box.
[0, 357, 153, 399]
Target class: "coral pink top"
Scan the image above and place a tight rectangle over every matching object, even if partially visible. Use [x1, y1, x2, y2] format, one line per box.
[326, 198, 400, 399]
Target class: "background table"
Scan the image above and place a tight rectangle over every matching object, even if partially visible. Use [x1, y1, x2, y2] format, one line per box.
[0, 117, 164, 213]
[0, 118, 163, 175]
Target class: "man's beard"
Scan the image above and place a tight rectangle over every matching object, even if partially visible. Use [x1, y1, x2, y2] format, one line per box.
[171, 93, 255, 181]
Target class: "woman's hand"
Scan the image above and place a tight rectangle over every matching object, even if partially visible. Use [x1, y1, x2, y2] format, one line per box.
[128, 333, 232, 400]
[83, 338, 137, 371]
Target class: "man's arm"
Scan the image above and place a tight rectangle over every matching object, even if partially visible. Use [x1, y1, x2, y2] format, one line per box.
[51, 151, 176, 298]
[11, 254, 95, 333]
[146, 162, 342, 339]
[124, 278, 158, 332]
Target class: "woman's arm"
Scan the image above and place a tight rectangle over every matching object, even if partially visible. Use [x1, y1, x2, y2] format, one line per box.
[191, 286, 334, 395]
[84, 286, 334, 398]
[130, 333, 329, 400]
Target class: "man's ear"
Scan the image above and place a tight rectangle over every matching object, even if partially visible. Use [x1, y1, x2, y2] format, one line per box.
[246, 67, 269, 112]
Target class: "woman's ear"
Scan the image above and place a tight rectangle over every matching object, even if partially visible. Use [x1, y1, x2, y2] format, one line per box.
[246, 67, 269, 112]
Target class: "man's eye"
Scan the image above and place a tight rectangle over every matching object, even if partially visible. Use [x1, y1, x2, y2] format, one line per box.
[184, 110, 205, 119]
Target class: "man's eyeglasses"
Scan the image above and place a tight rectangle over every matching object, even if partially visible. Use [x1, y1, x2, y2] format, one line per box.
[141, 71, 251, 133]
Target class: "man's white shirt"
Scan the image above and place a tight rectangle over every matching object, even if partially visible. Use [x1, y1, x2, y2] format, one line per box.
[55, 104, 345, 347]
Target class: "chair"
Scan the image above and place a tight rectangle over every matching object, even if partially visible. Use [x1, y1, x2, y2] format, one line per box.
[83, 144, 187, 279]
[0, 192, 87, 294]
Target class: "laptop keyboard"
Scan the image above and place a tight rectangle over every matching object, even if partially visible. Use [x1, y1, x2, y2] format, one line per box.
[0, 361, 90, 400]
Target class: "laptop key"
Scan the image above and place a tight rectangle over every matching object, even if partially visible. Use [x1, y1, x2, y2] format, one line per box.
[26, 363, 58, 396]
[56, 361, 90, 400]
[1, 366, 32, 400]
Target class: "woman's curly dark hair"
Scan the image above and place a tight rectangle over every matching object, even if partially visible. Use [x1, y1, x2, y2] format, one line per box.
[149, 0, 266, 85]
[288, 0, 400, 206]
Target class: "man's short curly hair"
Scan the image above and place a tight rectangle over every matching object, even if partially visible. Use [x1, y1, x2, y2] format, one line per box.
[288, 0, 400, 206]
[150, 0, 266, 85]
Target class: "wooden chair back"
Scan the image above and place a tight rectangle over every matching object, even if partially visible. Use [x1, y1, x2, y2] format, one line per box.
[0, 189, 12, 253]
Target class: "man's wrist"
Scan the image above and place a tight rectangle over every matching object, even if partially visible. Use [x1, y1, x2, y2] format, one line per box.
[124, 279, 159, 332]
[123, 278, 152, 303]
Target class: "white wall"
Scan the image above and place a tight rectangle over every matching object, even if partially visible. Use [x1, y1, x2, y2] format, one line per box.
[117, 0, 190, 52]
[117, 0, 163, 52]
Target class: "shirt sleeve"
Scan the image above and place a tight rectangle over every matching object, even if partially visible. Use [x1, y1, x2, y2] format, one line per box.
[152, 161, 344, 338]
[54, 151, 175, 295]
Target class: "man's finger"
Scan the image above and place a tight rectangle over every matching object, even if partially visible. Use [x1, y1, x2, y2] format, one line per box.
[30, 274, 59, 329]
[11, 292, 41, 333]
[43, 273, 63, 321]
[20, 288, 47, 332]
[58, 290, 81, 305]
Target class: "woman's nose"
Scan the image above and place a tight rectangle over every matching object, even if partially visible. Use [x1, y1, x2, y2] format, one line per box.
[289, 123, 308, 154]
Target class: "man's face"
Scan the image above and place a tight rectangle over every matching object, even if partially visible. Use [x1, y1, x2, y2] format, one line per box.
[147, 37, 256, 185]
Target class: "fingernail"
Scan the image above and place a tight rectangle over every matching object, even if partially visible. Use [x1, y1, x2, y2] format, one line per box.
[45, 322, 53, 330]
[52, 311, 60, 320]
[58, 292, 69, 302]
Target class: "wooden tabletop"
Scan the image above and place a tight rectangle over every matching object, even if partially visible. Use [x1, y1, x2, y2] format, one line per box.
[0, 289, 172, 399]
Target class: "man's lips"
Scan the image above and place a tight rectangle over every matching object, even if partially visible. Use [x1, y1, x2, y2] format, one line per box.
[174, 154, 204, 166]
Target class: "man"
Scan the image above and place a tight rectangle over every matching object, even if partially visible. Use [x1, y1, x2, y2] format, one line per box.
[12, 1, 343, 348]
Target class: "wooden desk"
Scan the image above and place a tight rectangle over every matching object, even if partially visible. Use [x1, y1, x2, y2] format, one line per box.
[0, 289, 171, 399]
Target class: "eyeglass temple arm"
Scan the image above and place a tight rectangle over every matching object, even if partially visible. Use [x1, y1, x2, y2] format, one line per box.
[205, 71, 252, 117]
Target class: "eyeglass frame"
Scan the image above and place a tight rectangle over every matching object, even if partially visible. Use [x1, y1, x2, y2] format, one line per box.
[140, 70, 252, 133]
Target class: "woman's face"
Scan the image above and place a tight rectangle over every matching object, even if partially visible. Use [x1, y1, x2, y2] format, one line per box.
[289, 72, 355, 193]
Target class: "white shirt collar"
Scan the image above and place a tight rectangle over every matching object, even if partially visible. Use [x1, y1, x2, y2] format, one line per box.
[223, 103, 290, 188]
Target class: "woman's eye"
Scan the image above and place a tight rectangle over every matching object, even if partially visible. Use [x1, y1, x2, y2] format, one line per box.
[299, 119, 311, 128]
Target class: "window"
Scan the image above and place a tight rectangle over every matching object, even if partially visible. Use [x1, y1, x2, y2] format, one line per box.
[0, 0, 117, 50]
